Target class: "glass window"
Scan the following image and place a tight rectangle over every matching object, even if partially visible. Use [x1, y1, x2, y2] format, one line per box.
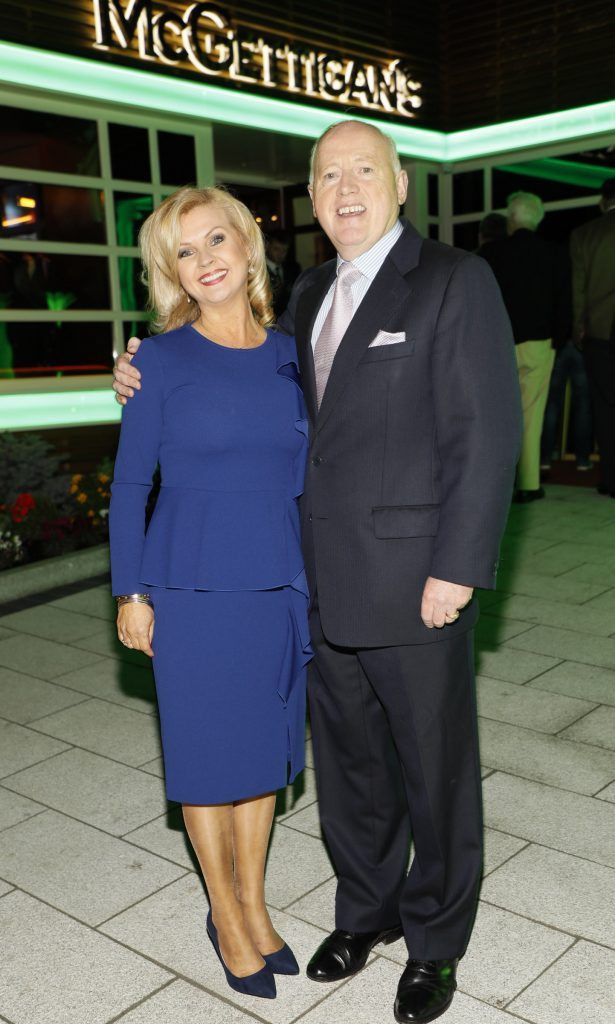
[0, 106, 100, 175]
[428, 223, 439, 240]
[453, 222, 480, 251]
[5, 321, 112, 377]
[292, 195, 314, 228]
[493, 164, 597, 207]
[118, 256, 148, 312]
[453, 170, 484, 215]
[158, 131, 197, 186]
[1, 181, 105, 244]
[3, 253, 109, 310]
[122, 318, 152, 346]
[109, 123, 151, 182]
[114, 193, 154, 247]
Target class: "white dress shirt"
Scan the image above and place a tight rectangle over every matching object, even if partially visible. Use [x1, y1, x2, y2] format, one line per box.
[310, 219, 404, 350]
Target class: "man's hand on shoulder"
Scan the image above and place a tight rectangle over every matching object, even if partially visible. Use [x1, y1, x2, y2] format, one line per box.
[113, 336, 143, 404]
[421, 577, 473, 629]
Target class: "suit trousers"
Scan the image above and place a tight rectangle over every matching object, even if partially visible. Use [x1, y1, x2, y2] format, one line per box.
[515, 339, 556, 490]
[308, 604, 483, 960]
[583, 337, 615, 492]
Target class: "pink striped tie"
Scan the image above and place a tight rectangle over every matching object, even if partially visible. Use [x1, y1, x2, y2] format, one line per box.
[314, 262, 362, 408]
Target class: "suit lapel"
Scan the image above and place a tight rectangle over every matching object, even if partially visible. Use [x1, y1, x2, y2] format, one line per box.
[315, 221, 423, 434]
[295, 262, 336, 425]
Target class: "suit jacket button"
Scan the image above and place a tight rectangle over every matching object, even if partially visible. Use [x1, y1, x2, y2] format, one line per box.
[312, 456, 323, 466]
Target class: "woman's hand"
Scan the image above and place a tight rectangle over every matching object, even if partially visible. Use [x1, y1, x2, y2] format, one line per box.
[117, 602, 155, 657]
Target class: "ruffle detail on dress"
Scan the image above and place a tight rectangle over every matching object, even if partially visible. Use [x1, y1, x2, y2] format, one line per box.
[138, 486, 305, 592]
[278, 568, 313, 783]
[274, 334, 309, 499]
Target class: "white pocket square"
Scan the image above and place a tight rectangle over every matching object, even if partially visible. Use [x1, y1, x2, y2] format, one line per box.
[368, 330, 406, 348]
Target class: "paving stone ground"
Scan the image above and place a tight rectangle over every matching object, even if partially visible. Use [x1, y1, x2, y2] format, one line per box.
[0, 483, 614, 1023]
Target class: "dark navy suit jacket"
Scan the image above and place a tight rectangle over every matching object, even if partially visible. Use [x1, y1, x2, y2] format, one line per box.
[279, 219, 522, 647]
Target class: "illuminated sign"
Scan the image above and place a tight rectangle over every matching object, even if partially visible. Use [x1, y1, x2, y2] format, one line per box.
[93, 0, 423, 118]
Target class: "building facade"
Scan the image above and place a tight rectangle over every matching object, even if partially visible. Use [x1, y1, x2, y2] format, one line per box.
[0, 0, 613, 432]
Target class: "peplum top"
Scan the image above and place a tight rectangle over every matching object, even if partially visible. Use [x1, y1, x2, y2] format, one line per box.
[109, 324, 309, 596]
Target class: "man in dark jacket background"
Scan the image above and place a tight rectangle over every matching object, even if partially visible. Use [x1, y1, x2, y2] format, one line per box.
[570, 178, 615, 497]
[482, 191, 571, 502]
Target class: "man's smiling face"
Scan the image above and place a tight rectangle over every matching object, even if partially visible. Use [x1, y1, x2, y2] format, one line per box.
[308, 122, 408, 261]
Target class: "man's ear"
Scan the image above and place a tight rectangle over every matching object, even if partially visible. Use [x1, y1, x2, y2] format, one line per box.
[307, 184, 317, 218]
[396, 170, 409, 206]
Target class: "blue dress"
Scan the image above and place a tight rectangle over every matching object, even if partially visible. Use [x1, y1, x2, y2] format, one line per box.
[109, 324, 311, 804]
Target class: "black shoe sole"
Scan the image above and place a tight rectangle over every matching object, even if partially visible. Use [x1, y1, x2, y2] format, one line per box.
[394, 989, 455, 1024]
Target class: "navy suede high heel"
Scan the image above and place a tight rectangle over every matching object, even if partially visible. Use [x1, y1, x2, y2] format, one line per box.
[263, 942, 300, 975]
[206, 911, 277, 999]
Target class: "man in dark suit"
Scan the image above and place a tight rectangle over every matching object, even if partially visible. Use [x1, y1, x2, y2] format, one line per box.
[570, 178, 615, 496]
[481, 192, 571, 503]
[265, 230, 301, 320]
[113, 120, 521, 1023]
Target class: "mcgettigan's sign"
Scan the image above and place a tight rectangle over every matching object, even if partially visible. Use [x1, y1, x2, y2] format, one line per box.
[93, 1, 423, 118]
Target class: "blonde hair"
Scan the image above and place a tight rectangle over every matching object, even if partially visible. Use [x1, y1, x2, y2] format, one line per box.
[139, 185, 273, 332]
[506, 191, 545, 232]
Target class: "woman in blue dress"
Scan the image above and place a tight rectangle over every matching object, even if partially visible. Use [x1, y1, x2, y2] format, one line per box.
[109, 186, 311, 1000]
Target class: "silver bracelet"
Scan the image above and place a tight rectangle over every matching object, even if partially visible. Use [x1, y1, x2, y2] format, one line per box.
[116, 594, 152, 608]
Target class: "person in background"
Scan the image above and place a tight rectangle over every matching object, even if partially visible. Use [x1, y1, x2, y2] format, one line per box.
[570, 178, 615, 497]
[113, 120, 521, 1024]
[266, 230, 301, 320]
[109, 186, 311, 1001]
[482, 191, 571, 503]
[476, 211, 507, 253]
[540, 339, 593, 472]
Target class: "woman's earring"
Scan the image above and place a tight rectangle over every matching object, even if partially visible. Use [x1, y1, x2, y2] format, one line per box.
[186, 295, 192, 302]
[248, 265, 255, 275]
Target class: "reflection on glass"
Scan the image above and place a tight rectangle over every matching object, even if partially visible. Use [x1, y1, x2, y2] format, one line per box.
[114, 193, 154, 247]
[493, 165, 597, 207]
[2, 254, 109, 310]
[292, 195, 314, 228]
[118, 256, 148, 313]
[0, 106, 100, 175]
[109, 123, 151, 182]
[453, 170, 484, 215]
[0, 181, 105, 243]
[5, 322, 113, 377]
[158, 131, 196, 185]
[453, 222, 480, 252]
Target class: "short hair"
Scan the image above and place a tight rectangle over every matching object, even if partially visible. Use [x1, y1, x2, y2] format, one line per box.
[266, 230, 290, 246]
[506, 192, 544, 231]
[309, 119, 401, 185]
[601, 178, 615, 205]
[479, 212, 507, 243]
[139, 186, 273, 333]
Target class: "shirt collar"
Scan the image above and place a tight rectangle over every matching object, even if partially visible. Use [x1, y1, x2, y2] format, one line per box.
[336, 219, 404, 280]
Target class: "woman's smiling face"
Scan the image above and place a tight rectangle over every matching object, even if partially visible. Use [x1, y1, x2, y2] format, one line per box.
[177, 204, 250, 310]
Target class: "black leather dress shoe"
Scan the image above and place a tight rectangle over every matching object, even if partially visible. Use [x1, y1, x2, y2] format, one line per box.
[306, 926, 403, 982]
[394, 958, 458, 1023]
[512, 487, 545, 504]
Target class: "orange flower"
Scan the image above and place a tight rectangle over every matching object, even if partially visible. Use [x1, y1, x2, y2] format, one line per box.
[71, 473, 83, 484]
[69, 484, 78, 494]
[98, 473, 110, 484]
[87, 509, 95, 518]
[77, 492, 87, 504]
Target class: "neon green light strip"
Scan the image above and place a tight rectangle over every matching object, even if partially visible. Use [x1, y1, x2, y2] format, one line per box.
[0, 390, 122, 430]
[498, 158, 615, 190]
[2, 41, 614, 163]
[0, 42, 444, 161]
[446, 101, 615, 161]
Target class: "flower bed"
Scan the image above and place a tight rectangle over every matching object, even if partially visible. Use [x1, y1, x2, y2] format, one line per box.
[0, 432, 112, 570]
